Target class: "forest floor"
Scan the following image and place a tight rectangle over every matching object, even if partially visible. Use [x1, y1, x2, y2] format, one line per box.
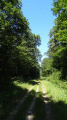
[0, 77, 67, 120]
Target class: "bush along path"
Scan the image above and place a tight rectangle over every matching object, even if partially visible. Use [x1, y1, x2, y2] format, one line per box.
[41, 81, 54, 120]
[26, 86, 39, 120]
[6, 86, 34, 120]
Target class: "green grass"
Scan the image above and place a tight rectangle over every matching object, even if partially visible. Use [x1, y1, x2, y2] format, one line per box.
[0, 78, 34, 120]
[14, 85, 37, 120]
[42, 78, 67, 120]
[33, 82, 46, 120]
[14, 80, 33, 90]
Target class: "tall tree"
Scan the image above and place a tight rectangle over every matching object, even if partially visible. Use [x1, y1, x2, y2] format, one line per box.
[41, 58, 53, 77]
[47, 0, 67, 79]
[0, 0, 41, 83]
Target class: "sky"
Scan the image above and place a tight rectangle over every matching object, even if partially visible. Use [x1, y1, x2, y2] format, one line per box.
[22, 0, 55, 61]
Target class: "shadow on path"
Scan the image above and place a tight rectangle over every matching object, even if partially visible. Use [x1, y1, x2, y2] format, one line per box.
[33, 91, 46, 120]
[14, 89, 36, 120]
[27, 80, 40, 85]
[0, 83, 28, 120]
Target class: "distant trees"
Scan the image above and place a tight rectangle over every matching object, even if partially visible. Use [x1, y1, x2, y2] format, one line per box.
[0, 0, 41, 83]
[41, 0, 67, 80]
[41, 58, 53, 77]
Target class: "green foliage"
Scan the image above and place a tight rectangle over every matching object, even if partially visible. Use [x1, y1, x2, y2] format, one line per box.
[46, 0, 67, 79]
[0, 0, 41, 83]
[41, 58, 54, 77]
[46, 70, 62, 83]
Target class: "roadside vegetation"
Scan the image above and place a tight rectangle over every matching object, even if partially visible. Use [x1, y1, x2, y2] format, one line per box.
[41, 0, 67, 80]
[41, 74, 67, 120]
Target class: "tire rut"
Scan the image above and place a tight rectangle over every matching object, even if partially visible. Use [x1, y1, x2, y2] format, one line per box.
[41, 81, 54, 120]
[26, 86, 39, 120]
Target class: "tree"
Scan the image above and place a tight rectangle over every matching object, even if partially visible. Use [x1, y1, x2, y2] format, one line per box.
[47, 0, 67, 79]
[0, 0, 41, 83]
[41, 58, 53, 77]
[13, 33, 41, 79]
[0, 0, 29, 81]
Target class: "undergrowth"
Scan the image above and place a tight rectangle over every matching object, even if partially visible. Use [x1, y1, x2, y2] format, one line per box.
[42, 71, 67, 120]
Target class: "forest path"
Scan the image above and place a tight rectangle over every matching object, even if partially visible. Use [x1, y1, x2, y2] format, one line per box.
[6, 80, 54, 120]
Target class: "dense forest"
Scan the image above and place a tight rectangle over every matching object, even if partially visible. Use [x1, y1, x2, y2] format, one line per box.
[41, 0, 67, 80]
[0, 0, 67, 120]
[0, 0, 67, 84]
[0, 0, 41, 84]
